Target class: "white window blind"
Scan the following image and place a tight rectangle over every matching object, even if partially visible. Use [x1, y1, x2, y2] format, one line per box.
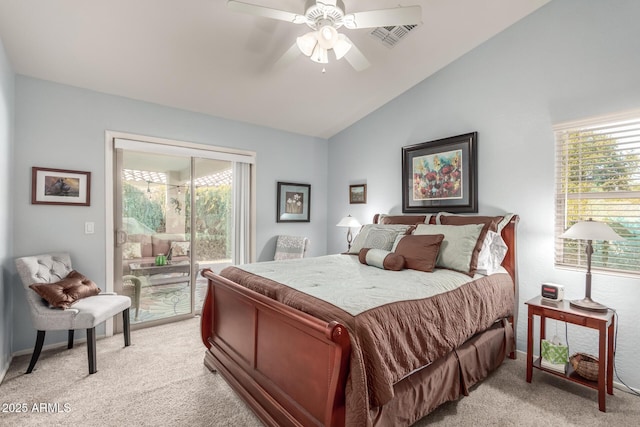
[554, 111, 640, 275]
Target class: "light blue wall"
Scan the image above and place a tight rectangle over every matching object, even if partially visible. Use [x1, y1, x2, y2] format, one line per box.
[0, 37, 14, 379]
[328, 0, 640, 389]
[12, 76, 328, 353]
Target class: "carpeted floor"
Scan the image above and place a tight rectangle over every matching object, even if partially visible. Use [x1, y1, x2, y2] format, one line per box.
[1, 317, 638, 426]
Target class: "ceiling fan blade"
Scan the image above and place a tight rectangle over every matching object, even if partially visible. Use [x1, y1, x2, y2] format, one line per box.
[343, 6, 422, 30]
[271, 42, 303, 71]
[341, 36, 370, 71]
[227, 1, 306, 24]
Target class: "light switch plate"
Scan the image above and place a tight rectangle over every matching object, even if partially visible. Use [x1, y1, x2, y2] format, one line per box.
[85, 222, 95, 234]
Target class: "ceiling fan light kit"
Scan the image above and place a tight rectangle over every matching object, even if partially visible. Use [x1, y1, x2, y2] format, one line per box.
[311, 44, 329, 64]
[333, 34, 352, 60]
[296, 32, 317, 56]
[226, 0, 422, 71]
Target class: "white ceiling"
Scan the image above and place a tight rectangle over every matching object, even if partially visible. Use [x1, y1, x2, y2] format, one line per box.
[0, 0, 550, 139]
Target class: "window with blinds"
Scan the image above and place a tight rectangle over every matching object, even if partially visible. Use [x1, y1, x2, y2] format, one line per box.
[554, 111, 640, 275]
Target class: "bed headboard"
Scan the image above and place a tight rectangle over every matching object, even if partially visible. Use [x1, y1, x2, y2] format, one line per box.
[372, 214, 519, 287]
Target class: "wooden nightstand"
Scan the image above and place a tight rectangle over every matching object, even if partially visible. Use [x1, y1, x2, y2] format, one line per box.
[525, 296, 615, 412]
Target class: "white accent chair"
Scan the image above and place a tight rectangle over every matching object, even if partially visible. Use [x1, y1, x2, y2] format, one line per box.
[274, 235, 309, 260]
[15, 253, 131, 374]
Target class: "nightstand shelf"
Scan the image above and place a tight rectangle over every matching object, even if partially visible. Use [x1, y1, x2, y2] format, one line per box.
[532, 357, 599, 389]
[525, 296, 614, 412]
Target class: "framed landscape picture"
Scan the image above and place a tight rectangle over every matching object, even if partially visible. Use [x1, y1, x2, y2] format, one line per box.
[349, 184, 367, 204]
[31, 167, 91, 206]
[401, 132, 477, 213]
[277, 182, 311, 222]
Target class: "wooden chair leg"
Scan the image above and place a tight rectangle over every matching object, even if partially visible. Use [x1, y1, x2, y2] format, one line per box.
[87, 327, 97, 374]
[123, 308, 131, 347]
[26, 330, 46, 374]
[67, 330, 74, 349]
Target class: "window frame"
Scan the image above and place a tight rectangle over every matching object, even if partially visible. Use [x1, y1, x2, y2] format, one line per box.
[554, 110, 640, 277]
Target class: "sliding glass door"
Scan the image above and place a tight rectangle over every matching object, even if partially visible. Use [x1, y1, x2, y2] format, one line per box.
[114, 143, 240, 327]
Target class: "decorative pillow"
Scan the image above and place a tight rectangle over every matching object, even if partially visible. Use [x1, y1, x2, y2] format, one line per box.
[392, 234, 444, 272]
[413, 223, 485, 276]
[122, 242, 142, 260]
[127, 234, 153, 257]
[152, 233, 187, 256]
[170, 241, 190, 257]
[349, 224, 412, 254]
[437, 212, 516, 233]
[437, 213, 502, 232]
[378, 214, 432, 225]
[476, 231, 508, 275]
[29, 270, 101, 309]
[358, 248, 405, 271]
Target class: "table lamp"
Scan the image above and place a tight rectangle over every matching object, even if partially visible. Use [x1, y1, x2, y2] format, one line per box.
[560, 219, 623, 313]
[336, 215, 361, 251]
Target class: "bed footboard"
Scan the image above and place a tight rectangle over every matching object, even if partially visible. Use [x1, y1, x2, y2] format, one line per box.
[200, 269, 351, 427]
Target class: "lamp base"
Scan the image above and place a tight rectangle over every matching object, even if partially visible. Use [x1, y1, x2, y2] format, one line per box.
[569, 297, 608, 313]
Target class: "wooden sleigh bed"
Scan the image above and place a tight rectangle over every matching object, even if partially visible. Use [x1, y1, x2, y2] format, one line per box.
[200, 213, 519, 427]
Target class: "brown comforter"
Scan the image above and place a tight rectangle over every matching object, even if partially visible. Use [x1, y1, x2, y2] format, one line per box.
[220, 264, 514, 426]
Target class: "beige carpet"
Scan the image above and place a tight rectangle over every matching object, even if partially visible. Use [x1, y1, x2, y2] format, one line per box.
[1, 317, 638, 426]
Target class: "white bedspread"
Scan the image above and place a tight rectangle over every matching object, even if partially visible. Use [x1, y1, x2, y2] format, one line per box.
[237, 254, 494, 316]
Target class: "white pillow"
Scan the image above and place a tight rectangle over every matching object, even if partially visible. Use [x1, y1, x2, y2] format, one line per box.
[413, 223, 484, 275]
[170, 241, 190, 257]
[476, 231, 508, 275]
[349, 224, 412, 254]
[122, 242, 142, 260]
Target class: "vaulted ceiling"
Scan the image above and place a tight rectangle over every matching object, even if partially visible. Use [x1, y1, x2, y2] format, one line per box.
[0, 0, 551, 138]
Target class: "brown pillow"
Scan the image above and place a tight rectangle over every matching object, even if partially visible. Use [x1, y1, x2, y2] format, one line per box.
[379, 214, 430, 225]
[393, 234, 445, 272]
[29, 270, 101, 309]
[438, 214, 502, 232]
[358, 248, 405, 271]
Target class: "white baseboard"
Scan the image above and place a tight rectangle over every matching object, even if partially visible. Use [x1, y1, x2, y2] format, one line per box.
[12, 336, 90, 357]
[0, 355, 11, 384]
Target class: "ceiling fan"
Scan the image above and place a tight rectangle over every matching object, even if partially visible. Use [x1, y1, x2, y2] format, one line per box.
[227, 0, 422, 71]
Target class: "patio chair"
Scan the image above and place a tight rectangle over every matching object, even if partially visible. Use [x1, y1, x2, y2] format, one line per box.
[274, 235, 309, 260]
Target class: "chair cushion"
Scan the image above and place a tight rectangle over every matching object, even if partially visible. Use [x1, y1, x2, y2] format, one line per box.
[274, 236, 308, 260]
[29, 270, 101, 309]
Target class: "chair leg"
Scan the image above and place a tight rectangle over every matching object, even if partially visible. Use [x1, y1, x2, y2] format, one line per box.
[86, 327, 97, 374]
[26, 330, 46, 374]
[134, 280, 141, 321]
[123, 308, 131, 347]
[67, 330, 74, 349]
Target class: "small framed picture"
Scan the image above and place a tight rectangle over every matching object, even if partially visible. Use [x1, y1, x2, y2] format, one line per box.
[349, 184, 367, 204]
[31, 167, 91, 206]
[277, 182, 311, 222]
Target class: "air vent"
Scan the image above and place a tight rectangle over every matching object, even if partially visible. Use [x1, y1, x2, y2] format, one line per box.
[369, 24, 418, 48]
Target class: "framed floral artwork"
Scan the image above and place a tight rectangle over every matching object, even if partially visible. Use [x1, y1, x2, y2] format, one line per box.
[277, 182, 311, 222]
[402, 132, 477, 213]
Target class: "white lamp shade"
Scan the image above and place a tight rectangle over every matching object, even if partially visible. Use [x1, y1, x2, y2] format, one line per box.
[560, 220, 623, 241]
[310, 44, 328, 64]
[333, 34, 352, 60]
[296, 32, 317, 57]
[317, 25, 338, 50]
[336, 215, 361, 228]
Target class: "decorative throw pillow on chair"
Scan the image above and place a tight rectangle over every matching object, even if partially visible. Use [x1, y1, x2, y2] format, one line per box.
[29, 270, 101, 309]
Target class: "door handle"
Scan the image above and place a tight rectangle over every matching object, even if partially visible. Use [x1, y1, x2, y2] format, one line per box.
[115, 229, 128, 246]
